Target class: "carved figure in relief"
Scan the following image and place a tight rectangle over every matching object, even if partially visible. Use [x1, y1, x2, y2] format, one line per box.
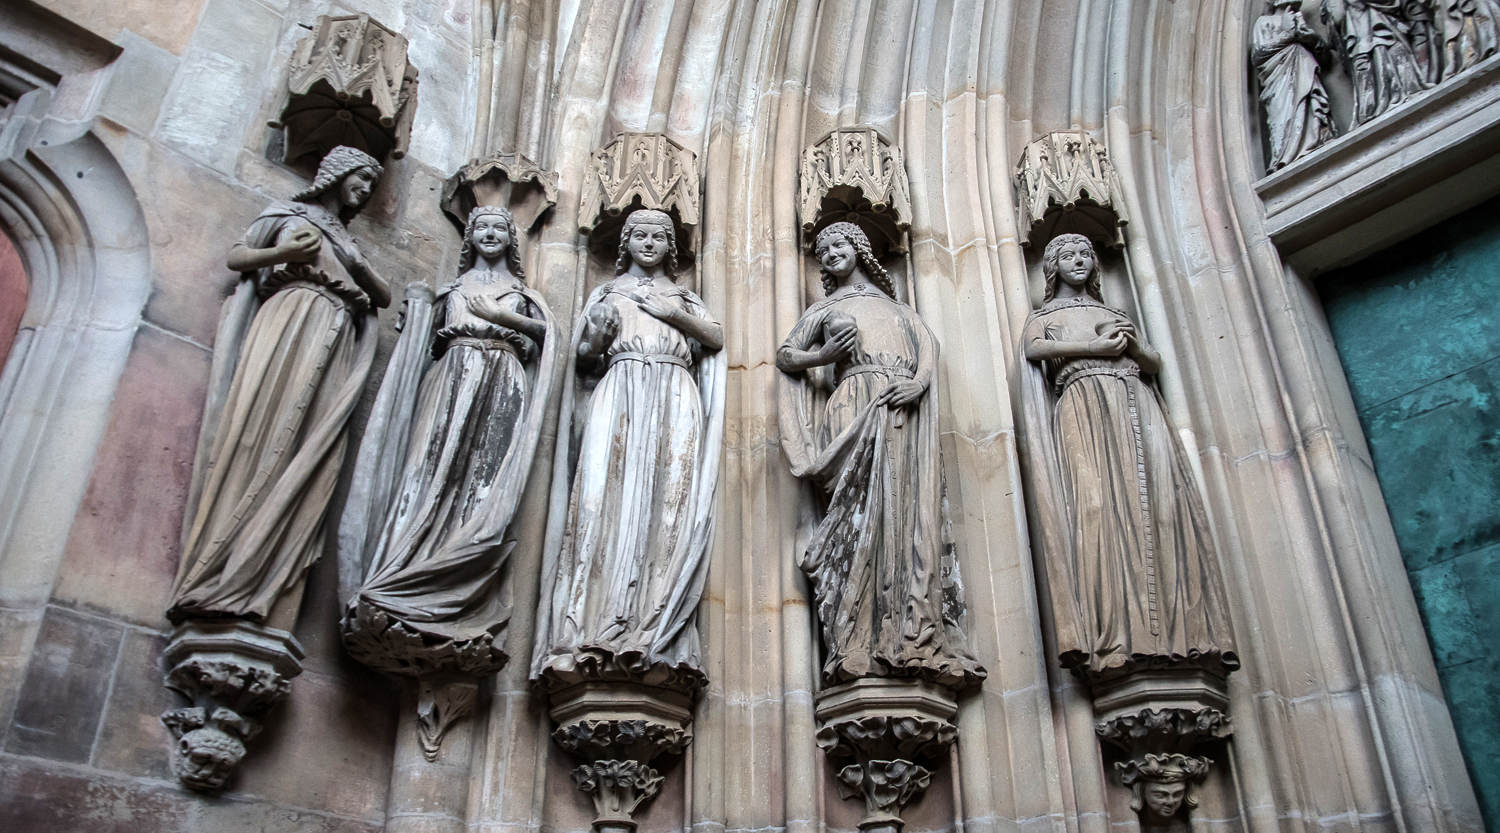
[1019, 234, 1237, 685]
[168, 146, 389, 625]
[1253, 0, 1337, 172]
[341, 206, 557, 683]
[1321, 0, 1431, 124]
[1430, 0, 1500, 78]
[531, 209, 726, 694]
[777, 222, 985, 691]
[1118, 753, 1210, 824]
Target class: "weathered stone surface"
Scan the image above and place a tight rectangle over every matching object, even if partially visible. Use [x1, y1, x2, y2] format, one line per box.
[4, 605, 122, 763]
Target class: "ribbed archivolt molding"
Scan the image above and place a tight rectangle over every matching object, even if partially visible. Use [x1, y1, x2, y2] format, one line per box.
[451, 2, 1483, 832]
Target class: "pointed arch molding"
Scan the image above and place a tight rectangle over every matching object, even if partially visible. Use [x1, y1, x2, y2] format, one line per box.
[0, 125, 151, 608]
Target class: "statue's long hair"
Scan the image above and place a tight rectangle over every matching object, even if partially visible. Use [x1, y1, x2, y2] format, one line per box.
[814, 222, 895, 298]
[457, 206, 525, 279]
[1041, 233, 1103, 303]
[616, 209, 679, 277]
[291, 145, 383, 222]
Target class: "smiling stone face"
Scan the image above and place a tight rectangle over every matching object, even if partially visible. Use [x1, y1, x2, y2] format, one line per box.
[1143, 780, 1187, 818]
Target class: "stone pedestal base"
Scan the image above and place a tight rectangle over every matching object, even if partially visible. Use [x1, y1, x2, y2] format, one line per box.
[160, 620, 305, 791]
[549, 681, 693, 833]
[814, 678, 960, 833]
[1091, 671, 1231, 825]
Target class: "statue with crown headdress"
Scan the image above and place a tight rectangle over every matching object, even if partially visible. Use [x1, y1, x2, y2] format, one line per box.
[337, 205, 558, 759]
[161, 146, 390, 791]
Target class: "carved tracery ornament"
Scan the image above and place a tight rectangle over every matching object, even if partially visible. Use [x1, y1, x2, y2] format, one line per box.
[798, 126, 912, 257]
[1015, 131, 1128, 248]
[272, 14, 419, 164]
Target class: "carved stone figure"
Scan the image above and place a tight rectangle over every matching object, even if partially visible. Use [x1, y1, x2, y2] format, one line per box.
[162, 145, 386, 789]
[272, 14, 418, 164]
[1431, 0, 1500, 78]
[1322, 0, 1431, 125]
[1118, 754, 1211, 823]
[1253, 0, 1337, 172]
[532, 207, 725, 695]
[777, 221, 985, 692]
[1019, 234, 1237, 686]
[170, 145, 388, 626]
[533, 207, 723, 833]
[339, 206, 557, 758]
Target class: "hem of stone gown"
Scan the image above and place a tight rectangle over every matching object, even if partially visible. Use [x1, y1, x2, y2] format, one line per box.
[1059, 647, 1240, 686]
[823, 651, 987, 694]
[535, 645, 707, 696]
[341, 599, 510, 678]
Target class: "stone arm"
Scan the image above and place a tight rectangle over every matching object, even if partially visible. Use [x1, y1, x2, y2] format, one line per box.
[226, 226, 321, 273]
[638, 292, 723, 352]
[776, 325, 856, 373]
[470, 294, 548, 343]
[578, 300, 620, 361]
[351, 255, 392, 310]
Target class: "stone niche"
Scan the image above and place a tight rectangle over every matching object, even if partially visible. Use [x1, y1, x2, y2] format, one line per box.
[1014, 131, 1128, 249]
[270, 13, 419, 166]
[578, 132, 700, 262]
[798, 125, 912, 259]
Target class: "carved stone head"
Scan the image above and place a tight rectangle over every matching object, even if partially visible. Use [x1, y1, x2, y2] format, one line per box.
[1117, 753, 1211, 819]
[616, 209, 679, 277]
[813, 221, 895, 299]
[459, 205, 524, 278]
[1041, 232, 1103, 303]
[292, 145, 385, 221]
[161, 706, 260, 791]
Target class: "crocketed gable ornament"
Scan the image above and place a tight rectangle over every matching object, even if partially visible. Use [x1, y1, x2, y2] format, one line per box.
[1014, 131, 1128, 249]
[271, 14, 419, 165]
[578, 132, 700, 260]
[798, 126, 912, 259]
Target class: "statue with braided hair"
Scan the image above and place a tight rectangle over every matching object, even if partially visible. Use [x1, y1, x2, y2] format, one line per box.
[531, 209, 726, 695]
[1018, 234, 1237, 686]
[776, 222, 985, 691]
[169, 145, 390, 626]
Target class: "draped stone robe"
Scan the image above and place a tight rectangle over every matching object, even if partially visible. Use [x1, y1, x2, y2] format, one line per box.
[169, 202, 379, 627]
[340, 272, 557, 676]
[1020, 297, 1237, 684]
[531, 278, 725, 694]
[779, 284, 985, 691]
[1322, 0, 1430, 125]
[1253, 6, 1335, 172]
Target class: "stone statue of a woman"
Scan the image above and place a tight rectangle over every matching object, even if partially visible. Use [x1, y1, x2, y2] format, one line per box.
[1019, 233, 1237, 685]
[531, 208, 726, 695]
[776, 222, 984, 691]
[169, 145, 390, 626]
[340, 207, 557, 734]
[1254, 0, 1336, 172]
[1433, 0, 1500, 79]
[1321, 0, 1430, 125]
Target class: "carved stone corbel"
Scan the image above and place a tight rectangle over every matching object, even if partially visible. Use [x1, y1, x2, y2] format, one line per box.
[798, 125, 912, 258]
[442, 152, 559, 232]
[548, 682, 693, 833]
[578, 132, 700, 260]
[271, 14, 419, 165]
[814, 678, 959, 833]
[159, 620, 305, 791]
[1092, 671, 1232, 826]
[1014, 131, 1128, 249]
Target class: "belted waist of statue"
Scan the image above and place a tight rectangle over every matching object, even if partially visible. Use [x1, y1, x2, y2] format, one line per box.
[261, 270, 371, 315]
[838, 363, 915, 385]
[1055, 360, 1140, 393]
[609, 351, 690, 370]
[445, 336, 521, 355]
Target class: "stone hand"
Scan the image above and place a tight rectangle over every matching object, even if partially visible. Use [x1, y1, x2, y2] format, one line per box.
[580, 302, 620, 356]
[468, 294, 515, 326]
[874, 379, 926, 408]
[818, 326, 858, 364]
[277, 227, 323, 264]
[633, 292, 681, 323]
